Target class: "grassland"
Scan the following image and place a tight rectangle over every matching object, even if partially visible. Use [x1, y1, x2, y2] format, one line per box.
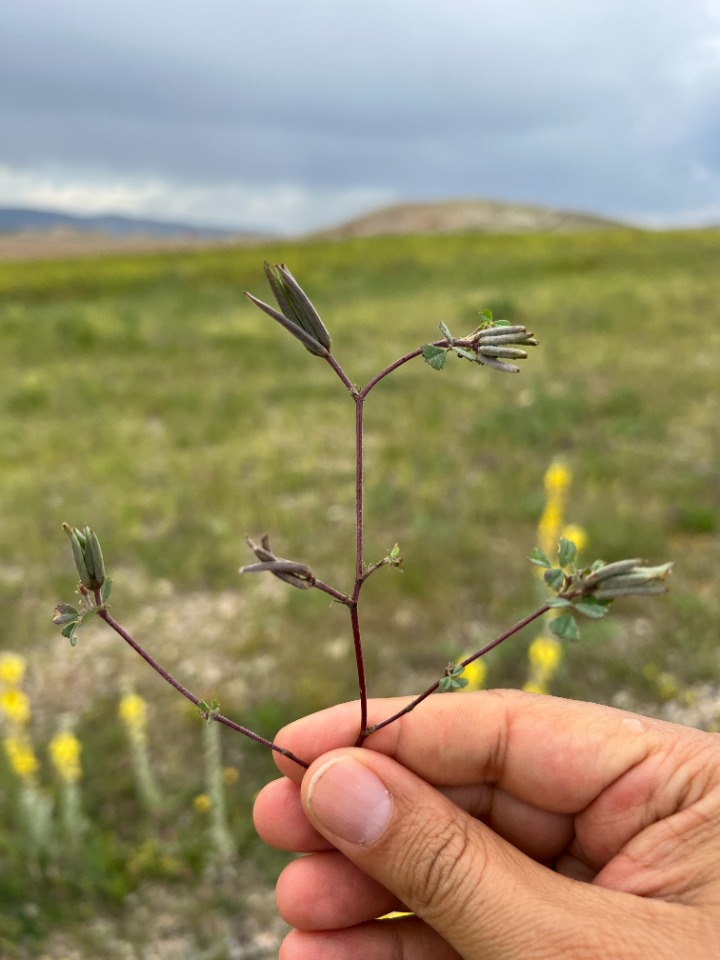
[1, 228, 719, 956]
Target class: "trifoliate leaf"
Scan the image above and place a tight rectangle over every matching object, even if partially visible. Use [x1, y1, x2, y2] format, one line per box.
[558, 537, 577, 569]
[544, 567, 565, 591]
[529, 548, 551, 568]
[421, 345, 447, 370]
[479, 309, 493, 323]
[439, 675, 469, 692]
[549, 613, 580, 642]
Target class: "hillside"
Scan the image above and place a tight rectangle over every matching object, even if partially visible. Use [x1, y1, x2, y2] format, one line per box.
[0, 207, 253, 237]
[313, 198, 626, 239]
[0, 207, 272, 261]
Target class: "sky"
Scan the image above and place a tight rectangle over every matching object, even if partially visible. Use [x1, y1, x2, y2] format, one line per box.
[2, 0, 720, 234]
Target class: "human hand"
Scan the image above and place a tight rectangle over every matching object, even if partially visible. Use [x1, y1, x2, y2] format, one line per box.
[254, 690, 720, 959]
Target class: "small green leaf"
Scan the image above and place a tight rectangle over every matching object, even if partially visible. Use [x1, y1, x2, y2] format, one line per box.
[421, 345, 447, 370]
[492, 319, 510, 327]
[389, 543, 401, 561]
[439, 321, 453, 342]
[544, 567, 565, 591]
[558, 537, 577, 568]
[61, 622, 79, 646]
[439, 676, 468, 692]
[529, 548, 551, 568]
[547, 597, 572, 608]
[479, 309, 493, 323]
[549, 613, 580, 642]
[573, 598, 611, 619]
[52, 603, 79, 625]
[102, 578, 113, 602]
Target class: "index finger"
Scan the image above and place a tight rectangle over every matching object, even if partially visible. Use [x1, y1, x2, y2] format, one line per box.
[272, 689, 689, 815]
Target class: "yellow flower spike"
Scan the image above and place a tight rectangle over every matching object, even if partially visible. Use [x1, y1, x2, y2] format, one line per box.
[458, 658, 487, 691]
[0, 688, 31, 726]
[561, 524, 588, 554]
[537, 501, 563, 558]
[522, 680, 549, 695]
[49, 730, 83, 783]
[3, 735, 39, 781]
[544, 461, 572, 496]
[193, 793, 212, 813]
[0, 652, 27, 687]
[528, 635, 563, 676]
[119, 693, 147, 734]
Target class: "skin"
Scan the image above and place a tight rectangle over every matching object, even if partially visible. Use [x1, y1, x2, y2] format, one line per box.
[253, 690, 720, 959]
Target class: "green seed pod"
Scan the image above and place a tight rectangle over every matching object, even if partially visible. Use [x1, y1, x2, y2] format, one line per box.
[62, 523, 93, 589]
[85, 527, 106, 589]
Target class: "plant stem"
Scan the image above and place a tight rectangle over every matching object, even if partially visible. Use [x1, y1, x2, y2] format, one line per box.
[350, 603, 369, 742]
[312, 579, 353, 605]
[359, 602, 551, 742]
[97, 607, 309, 768]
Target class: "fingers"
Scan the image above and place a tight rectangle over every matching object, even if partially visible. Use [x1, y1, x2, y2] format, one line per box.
[276, 850, 406, 929]
[256, 773, 574, 862]
[298, 747, 580, 957]
[297, 747, 697, 958]
[275, 691, 669, 816]
[254, 777, 334, 852]
[280, 917, 461, 960]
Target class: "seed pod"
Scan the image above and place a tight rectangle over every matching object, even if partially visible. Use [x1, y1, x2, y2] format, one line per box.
[63, 523, 93, 589]
[85, 527, 106, 589]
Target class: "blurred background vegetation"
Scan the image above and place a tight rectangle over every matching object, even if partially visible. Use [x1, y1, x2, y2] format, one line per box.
[1, 228, 719, 957]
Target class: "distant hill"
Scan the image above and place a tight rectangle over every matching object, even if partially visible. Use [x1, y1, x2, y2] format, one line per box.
[0, 207, 260, 238]
[312, 198, 626, 239]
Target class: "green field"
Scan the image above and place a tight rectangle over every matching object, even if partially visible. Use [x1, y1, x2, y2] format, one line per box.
[1, 229, 719, 956]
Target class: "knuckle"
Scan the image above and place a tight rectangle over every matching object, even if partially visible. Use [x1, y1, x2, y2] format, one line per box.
[401, 813, 485, 924]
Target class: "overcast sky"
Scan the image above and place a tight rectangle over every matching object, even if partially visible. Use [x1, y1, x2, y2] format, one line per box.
[2, 0, 720, 233]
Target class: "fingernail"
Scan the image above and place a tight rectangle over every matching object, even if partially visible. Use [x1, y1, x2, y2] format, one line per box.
[306, 756, 392, 845]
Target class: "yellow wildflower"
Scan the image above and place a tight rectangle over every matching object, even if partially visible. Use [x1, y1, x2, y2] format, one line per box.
[561, 524, 588, 554]
[522, 680, 548, 695]
[459, 658, 487, 691]
[537, 501, 563, 558]
[0, 652, 27, 687]
[193, 793, 212, 813]
[222, 766, 240, 786]
[119, 693, 147, 734]
[4, 735, 38, 781]
[49, 730, 83, 783]
[544, 461, 572, 496]
[528, 635, 563, 676]
[0, 688, 31, 726]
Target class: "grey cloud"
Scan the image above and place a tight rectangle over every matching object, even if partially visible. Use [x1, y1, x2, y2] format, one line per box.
[1, 0, 719, 229]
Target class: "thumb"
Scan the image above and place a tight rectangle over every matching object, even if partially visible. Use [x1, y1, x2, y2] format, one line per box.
[300, 748, 632, 959]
